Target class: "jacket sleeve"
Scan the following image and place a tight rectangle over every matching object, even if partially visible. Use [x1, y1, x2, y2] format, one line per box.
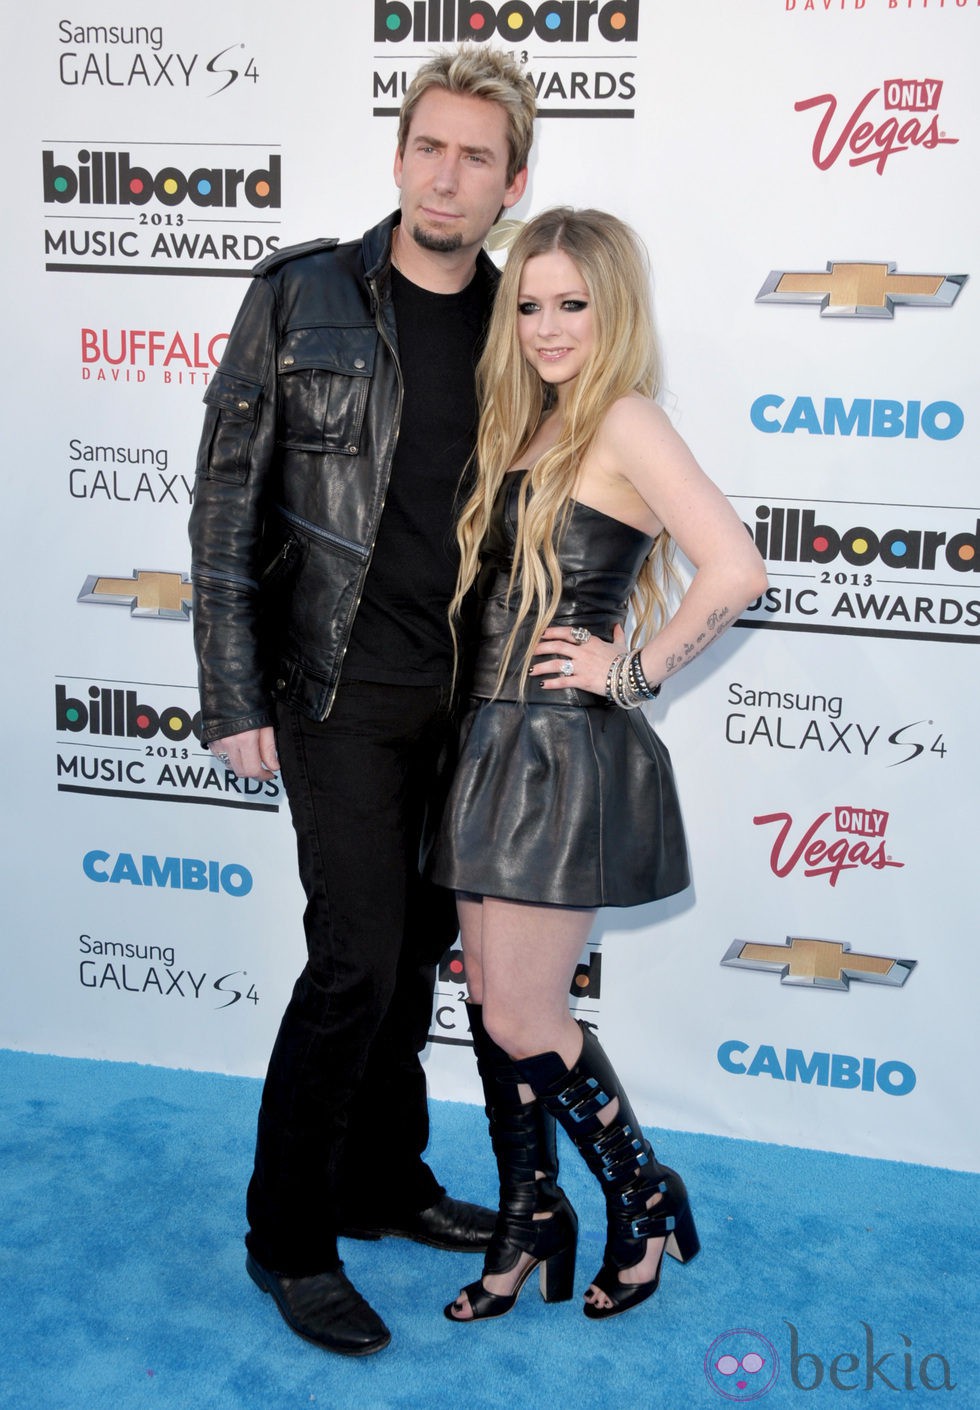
[188, 274, 280, 746]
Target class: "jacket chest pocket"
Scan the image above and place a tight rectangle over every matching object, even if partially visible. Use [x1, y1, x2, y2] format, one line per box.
[277, 325, 377, 455]
[199, 371, 264, 484]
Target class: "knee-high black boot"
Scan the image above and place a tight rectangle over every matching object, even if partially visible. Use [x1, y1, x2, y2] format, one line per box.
[515, 1022, 699, 1320]
[445, 1005, 578, 1322]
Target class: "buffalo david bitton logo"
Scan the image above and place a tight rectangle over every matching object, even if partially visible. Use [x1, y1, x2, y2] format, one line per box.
[756, 262, 966, 319]
[721, 936, 915, 992]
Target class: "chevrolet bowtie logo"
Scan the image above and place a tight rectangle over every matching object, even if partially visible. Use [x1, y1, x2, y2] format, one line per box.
[756, 262, 966, 318]
[78, 571, 193, 620]
[721, 936, 916, 991]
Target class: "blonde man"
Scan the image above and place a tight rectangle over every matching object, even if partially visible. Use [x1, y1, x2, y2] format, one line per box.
[190, 47, 535, 1356]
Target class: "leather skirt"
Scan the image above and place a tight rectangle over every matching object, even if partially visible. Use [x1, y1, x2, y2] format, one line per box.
[431, 696, 690, 909]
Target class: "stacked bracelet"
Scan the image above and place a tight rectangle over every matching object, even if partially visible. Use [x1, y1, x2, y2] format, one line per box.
[629, 649, 660, 701]
[605, 649, 661, 710]
[604, 654, 627, 704]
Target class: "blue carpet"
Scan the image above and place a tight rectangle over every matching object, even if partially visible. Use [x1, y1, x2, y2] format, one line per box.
[0, 1049, 975, 1409]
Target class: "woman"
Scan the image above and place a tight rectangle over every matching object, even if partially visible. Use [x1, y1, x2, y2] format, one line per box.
[432, 208, 767, 1323]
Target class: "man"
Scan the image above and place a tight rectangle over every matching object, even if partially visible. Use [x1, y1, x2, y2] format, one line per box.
[188, 48, 535, 1356]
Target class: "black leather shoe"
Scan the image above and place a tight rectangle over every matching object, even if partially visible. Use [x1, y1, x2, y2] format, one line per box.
[338, 1193, 495, 1251]
[245, 1252, 391, 1356]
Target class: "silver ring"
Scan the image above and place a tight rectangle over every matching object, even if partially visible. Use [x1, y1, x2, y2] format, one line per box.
[216, 751, 231, 765]
[570, 626, 591, 644]
[559, 659, 574, 677]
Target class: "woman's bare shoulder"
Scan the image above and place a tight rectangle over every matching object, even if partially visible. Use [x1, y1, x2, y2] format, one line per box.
[606, 391, 670, 425]
[595, 393, 691, 472]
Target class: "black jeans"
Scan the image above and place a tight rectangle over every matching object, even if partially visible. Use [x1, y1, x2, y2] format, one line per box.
[245, 681, 459, 1275]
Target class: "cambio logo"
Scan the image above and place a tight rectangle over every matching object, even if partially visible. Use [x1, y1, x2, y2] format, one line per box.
[718, 1042, 916, 1097]
[750, 395, 962, 440]
[375, 0, 637, 41]
[83, 851, 252, 897]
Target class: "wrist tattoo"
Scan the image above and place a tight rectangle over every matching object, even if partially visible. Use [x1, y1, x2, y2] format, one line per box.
[707, 607, 730, 632]
[664, 606, 732, 675]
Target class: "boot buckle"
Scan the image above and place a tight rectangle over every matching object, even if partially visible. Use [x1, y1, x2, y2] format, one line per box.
[559, 1076, 610, 1124]
[631, 1211, 676, 1240]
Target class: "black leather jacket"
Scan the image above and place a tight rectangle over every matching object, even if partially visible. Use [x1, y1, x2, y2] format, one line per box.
[189, 211, 498, 746]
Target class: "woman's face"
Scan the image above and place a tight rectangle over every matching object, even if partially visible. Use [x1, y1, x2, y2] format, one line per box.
[515, 249, 595, 397]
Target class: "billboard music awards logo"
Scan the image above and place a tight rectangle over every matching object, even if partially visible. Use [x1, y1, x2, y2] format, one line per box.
[373, 0, 639, 118]
[430, 944, 601, 1043]
[732, 497, 980, 645]
[54, 21, 263, 97]
[54, 677, 280, 811]
[794, 77, 958, 173]
[43, 143, 281, 276]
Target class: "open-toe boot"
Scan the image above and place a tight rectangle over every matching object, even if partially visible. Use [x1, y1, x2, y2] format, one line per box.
[444, 1005, 578, 1322]
[516, 1021, 699, 1320]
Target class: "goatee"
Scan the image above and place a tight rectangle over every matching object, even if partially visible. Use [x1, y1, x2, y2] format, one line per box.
[411, 223, 463, 254]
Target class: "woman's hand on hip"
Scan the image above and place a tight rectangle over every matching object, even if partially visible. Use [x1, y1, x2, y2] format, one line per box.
[529, 623, 627, 697]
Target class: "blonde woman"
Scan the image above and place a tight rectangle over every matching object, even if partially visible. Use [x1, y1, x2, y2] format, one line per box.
[433, 208, 767, 1324]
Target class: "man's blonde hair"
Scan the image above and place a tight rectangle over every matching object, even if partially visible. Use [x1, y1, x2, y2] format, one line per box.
[398, 46, 537, 183]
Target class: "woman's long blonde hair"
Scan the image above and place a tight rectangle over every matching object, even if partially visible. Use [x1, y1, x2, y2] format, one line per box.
[451, 207, 678, 693]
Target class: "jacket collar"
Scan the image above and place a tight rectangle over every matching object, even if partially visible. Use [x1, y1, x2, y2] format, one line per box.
[361, 209, 501, 292]
[362, 210, 400, 283]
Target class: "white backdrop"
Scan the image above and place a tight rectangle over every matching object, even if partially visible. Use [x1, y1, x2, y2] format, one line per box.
[3, 1, 977, 1173]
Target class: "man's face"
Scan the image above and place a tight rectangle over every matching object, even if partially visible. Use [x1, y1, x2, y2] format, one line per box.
[394, 88, 527, 260]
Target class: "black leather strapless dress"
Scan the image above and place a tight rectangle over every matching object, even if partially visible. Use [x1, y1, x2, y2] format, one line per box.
[432, 474, 690, 908]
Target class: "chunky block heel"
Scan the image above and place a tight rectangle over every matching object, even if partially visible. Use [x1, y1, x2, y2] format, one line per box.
[516, 1022, 700, 1322]
[665, 1196, 700, 1265]
[540, 1235, 577, 1303]
[445, 1005, 578, 1324]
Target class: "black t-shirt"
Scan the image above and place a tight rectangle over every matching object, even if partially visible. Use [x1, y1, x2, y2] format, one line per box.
[342, 263, 491, 685]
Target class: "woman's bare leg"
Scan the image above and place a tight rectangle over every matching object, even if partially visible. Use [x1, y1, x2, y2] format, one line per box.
[447, 896, 590, 1319]
[479, 899, 665, 1312]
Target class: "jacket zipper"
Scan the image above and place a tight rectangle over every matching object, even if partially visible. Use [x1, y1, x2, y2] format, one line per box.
[275, 503, 368, 562]
[318, 272, 404, 718]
